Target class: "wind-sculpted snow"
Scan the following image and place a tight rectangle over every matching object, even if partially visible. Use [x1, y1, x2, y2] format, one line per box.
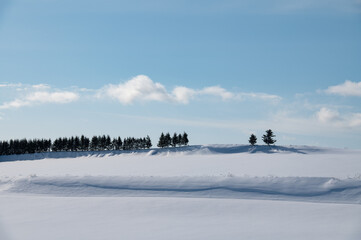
[0, 144, 355, 162]
[1, 145, 361, 240]
[1, 175, 361, 204]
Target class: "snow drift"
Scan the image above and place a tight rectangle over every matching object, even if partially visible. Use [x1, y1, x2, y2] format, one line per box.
[1, 175, 360, 204]
[1, 144, 361, 240]
[0, 144, 354, 162]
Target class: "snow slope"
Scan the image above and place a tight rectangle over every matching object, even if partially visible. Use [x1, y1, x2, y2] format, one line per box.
[1, 145, 360, 178]
[0, 145, 361, 240]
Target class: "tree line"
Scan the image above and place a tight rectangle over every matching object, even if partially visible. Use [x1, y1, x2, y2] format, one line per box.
[0, 135, 153, 156]
[157, 132, 189, 148]
[0, 129, 278, 156]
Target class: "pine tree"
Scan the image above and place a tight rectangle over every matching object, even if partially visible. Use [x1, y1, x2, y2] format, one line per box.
[157, 133, 165, 148]
[165, 133, 171, 147]
[105, 135, 112, 150]
[80, 135, 88, 151]
[145, 135, 152, 149]
[262, 129, 276, 146]
[177, 134, 182, 146]
[74, 136, 80, 151]
[141, 137, 146, 149]
[249, 134, 257, 146]
[112, 138, 118, 150]
[117, 137, 123, 150]
[171, 133, 178, 147]
[182, 132, 189, 146]
[90, 136, 99, 151]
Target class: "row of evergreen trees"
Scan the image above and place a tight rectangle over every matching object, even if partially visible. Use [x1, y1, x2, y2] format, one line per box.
[52, 135, 152, 152]
[157, 132, 189, 148]
[0, 135, 153, 156]
[0, 130, 278, 156]
[0, 138, 52, 155]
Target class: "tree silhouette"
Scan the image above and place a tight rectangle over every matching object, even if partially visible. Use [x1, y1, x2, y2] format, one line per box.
[249, 134, 257, 146]
[262, 129, 276, 146]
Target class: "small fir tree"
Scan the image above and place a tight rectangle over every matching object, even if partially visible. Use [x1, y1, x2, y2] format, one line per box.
[182, 132, 189, 146]
[165, 133, 171, 147]
[249, 134, 257, 146]
[106, 135, 112, 150]
[145, 135, 152, 149]
[262, 129, 276, 146]
[157, 133, 165, 148]
[171, 133, 178, 147]
[177, 134, 182, 146]
[90, 136, 99, 151]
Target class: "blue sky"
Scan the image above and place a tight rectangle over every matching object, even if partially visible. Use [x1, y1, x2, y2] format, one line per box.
[0, 0, 361, 149]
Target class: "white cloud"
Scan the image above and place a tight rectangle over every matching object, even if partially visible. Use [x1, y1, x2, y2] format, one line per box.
[316, 107, 361, 128]
[0, 90, 79, 110]
[200, 86, 234, 100]
[0, 83, 22, 88]
[98, 75, 281, 105]
[317, 107, 340, 123]
[98, 75, 171, 104]
[1, 76, 281, 110]
[0, 99, 30, 109]
[32, 84, 50, 90]
[237, 92, 282, 102]
[349, 113, 361, 127]
[325, 80, 361, 97]
[172, 86, 196, 104]
[26, 91, 79, 103]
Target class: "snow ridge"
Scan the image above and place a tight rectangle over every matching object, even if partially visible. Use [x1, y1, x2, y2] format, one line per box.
[0, 144, 354, 162]
[2, 175, 361, 204]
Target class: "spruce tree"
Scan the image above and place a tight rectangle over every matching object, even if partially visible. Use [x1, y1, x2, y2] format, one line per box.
[145, 135, 152, 149]
[74, 136, 80, 151]
[182, 132, 189, 146]
[249, 134, 257, 146]
[90, 136, 99, 151]
[157, 133, 165, 148]
[141, 137, 146, 149]
[165, 133, 171, 147]
[177, 134, 182, 146]
[106, 135, 112, 150]
[117, 137, 123, 150]
[112, 138, 118, 150]
[171, 133, 178, 147]
[80, 135, 87, 151]
[262, 129, 276, 146]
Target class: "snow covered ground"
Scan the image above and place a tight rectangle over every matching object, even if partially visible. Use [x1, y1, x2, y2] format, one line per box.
[0, 145, 361, 240]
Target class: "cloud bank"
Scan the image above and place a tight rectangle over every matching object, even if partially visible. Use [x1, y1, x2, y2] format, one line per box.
[1, 75, 281, 111]
[325, 80, 361, 97]
[98, 75, 281, 104]
[316, 107, 361, 128]
[317, 107, 340, 123]
[0, 84, 79, 110]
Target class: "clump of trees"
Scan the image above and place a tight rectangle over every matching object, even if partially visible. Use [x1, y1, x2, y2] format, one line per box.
[53, 135, 152, 152]
[0, 138, 52, 155]
[122, 136, 152, 150]
[0, 135, 153, 156]
[248, 129, 276, 146]
[157, 132, 189, 148]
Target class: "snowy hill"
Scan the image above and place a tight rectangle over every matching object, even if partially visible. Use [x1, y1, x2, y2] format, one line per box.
[1, 145, 361, 240]
[0, 144, 354, 162]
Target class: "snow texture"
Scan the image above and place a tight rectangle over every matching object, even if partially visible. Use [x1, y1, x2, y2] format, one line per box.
[0, 145, 361, 240]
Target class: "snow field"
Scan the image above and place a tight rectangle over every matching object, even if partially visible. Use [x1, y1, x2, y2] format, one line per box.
[1, 195, 361, 240]
[1, 145, 361, 240]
